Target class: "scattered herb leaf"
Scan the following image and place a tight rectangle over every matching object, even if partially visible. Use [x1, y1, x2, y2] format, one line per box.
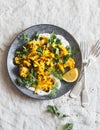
[64, 123, 73, 130]
[47, 105, 60, 118]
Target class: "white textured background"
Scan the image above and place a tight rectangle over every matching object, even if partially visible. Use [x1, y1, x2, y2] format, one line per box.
[0, 0, 100, 130]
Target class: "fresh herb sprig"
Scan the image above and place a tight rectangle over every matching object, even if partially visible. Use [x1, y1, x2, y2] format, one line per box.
[49, 32, 62, 45]
[64, 123, 73, 130]
[47, 105, 60, 117]
[15, 46, 29, 55]
[47, 105, 67, 118]
[36, 47, 43, 55]
[17, 68, 38, 87]
[66, 46, 77, 56]
[52, 71, 63, 80]
[49, 83, 58, 98]
[18, 34, 30, 42]
[34, 32, 39, 41]
[47, 105, 73, 130]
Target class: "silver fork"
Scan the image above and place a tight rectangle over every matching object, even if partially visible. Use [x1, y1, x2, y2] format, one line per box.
[81, 42, 89, 107]
[70, 40, 100, 104]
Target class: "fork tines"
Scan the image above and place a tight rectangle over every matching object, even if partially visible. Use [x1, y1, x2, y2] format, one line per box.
[90, 40, 100, 57]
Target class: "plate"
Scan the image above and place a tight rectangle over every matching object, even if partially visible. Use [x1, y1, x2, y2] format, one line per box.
[7, 24, 82, 100]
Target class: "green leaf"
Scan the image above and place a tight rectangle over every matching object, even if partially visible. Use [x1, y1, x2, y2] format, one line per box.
[47, 105, 60, 118]
[47, 67, 62, 80]
[53, 58, 59, 64]
[55, 48, 59, 55]
[17, 77, 25, 86]
[64, 123, 73, 130]
[15, 48, 21, 55]
[37, 47, 43, 55]
[52, 71, 63, 80]
[66, 46, 77, 56]
[33, 80, 38, 86]
[62, 54, 70, 63]
[71, 48, 77, 56]
[49, 32, 56, 44]
[55, 38, 62, 45]
[15, 46, 29, 55]
[34, 32, 39, 40]
[22, 46, 28, 54]
[49, 82, 58, 98]
[18, 34, 30, 42]
[30, 68, 37, 77]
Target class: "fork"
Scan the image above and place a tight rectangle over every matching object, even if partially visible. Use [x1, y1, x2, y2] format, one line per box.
[70, 40, 100, 105]
[81, 42, 89, 107]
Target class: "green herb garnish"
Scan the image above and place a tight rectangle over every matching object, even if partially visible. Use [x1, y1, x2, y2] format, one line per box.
[53, 58, 59, 64]
[47, 105, 60, 117]
[15, 48, 22, 55]
[66, 46, 77, 56]
[17, 77, 25, 86]
[55, 48, 59, 55]
[17, 69, 38, 87]
[52, 71, 63, 79]
[64, 123, 73, 130]
[34, 32, 39, 40]
[49, 32, 56, 44]
[36, 47, 43, 55]
[18, 34, 30, 42]
[55, 38, 62, 45]
[15, 45, 29, 55]
[70, 48, 77, 56]
[49, 83, 58, 98]
[30, 68, 37, 77]
[22, 46, 28, 54]
[62, 54, 70, 63]
[47, 105, 68, 119]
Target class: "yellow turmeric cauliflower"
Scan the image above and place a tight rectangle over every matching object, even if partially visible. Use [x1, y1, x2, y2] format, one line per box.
[14, 32, 77, 95]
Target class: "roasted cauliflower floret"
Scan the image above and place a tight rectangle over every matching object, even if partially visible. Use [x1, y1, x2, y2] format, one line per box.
[14, 56, 22, 65]
[23, 60, 31, 67]
[64, 58, 75, 69]
[19, 66, 29, 78]
[39, 36, 48, 45]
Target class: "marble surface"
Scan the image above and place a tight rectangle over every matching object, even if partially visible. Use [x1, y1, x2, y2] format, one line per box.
[0, 0, 100, 130]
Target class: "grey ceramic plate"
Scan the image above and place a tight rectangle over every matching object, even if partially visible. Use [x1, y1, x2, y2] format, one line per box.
[7, 24, 82, 100]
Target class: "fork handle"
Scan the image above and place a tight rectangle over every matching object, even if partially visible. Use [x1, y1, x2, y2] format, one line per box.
[81, 88, 89, 107]
[70, 80, 83, 98]
[81, 66, 89, 107]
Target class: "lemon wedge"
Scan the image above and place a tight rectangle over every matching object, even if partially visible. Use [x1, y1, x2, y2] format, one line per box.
[63, 68, 78, 82]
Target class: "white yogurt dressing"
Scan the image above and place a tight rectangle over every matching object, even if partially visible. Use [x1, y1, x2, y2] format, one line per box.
[39, 33, 70, 47]
[27, 33, 70, 96]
